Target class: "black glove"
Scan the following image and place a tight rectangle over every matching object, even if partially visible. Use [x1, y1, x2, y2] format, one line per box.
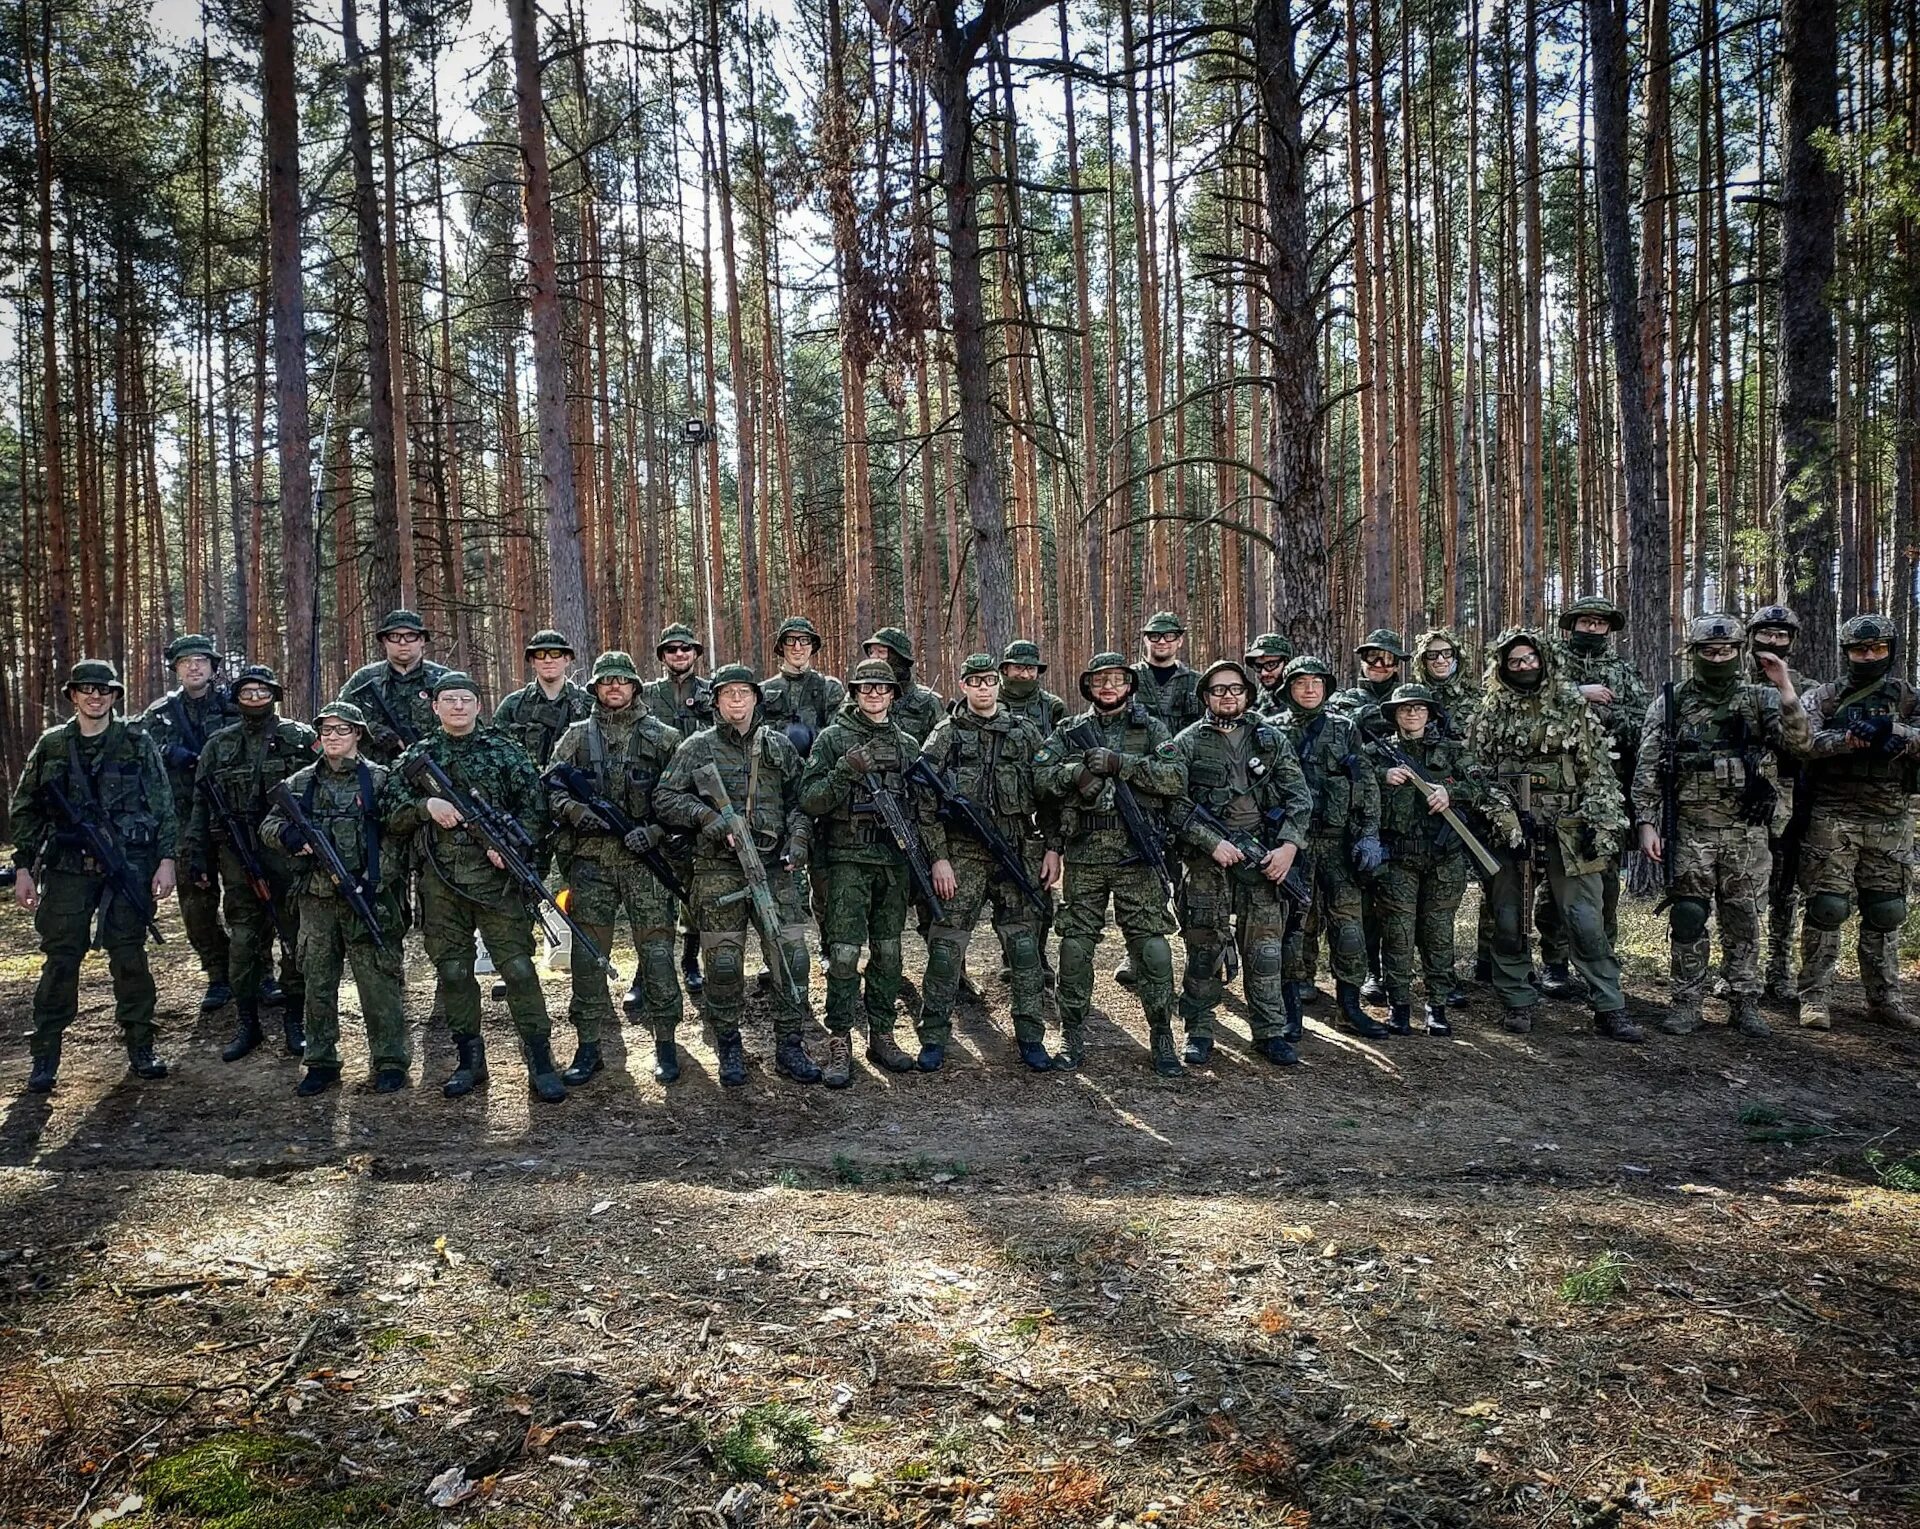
[1350, 833, 1386, 876]
[624, 823, 665, 854]
[1847, 713, 1893, 751]
[841, 745, 874, 776]
[276, 824, 308, 855]
[1516, 810, 1540, 844]
[1082, 747, 1122, 776]
[1577, 822, 1600, 860]
[164, 742, 199, 771]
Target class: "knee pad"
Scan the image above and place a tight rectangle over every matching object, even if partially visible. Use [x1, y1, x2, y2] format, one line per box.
[827, 942, 863, 981]
[1333, 922, 1365, 959]
[1247, 940, 1286, 978]
[497, 954, 539, 988]
[1002, 928, 1039, 968]
[1567, 910, 1611, 963]
[708, 941, 744, 985]
[435, 957, 475, 988]
[1668, 897, 1712, 943]
[1861, 895, 1908, 933]
[1805, 892, 1852, 931]
[870, 938, 902, 974]
[1132, 937, 1175, 985]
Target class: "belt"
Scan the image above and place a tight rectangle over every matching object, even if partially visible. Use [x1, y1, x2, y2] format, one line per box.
[1076, 813, 1121, 833]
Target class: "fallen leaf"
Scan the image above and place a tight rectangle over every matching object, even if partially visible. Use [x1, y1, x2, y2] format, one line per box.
[87, 1495, 143, 1528]
[1454, 1399, 1500, 1419]
[427, 1465, 479, 1508]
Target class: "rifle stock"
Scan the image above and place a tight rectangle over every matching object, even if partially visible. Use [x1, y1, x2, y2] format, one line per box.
[690, 762, 806, 1011]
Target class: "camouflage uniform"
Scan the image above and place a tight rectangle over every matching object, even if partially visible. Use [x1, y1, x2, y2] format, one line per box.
[338, 610, 448, 763]
[642, 623, 714, 989]
[10, 662, 176, 1084]
[1746, 605, 1822, 999]
[259, 704, 408, 1083]
[1793, 614, 1920, 1029]
[916, 656, 1055, 1060]
[1169, 663, 1314, 1061]
[1244, 633, 1295, 719]
[181, 669, 317, 1054]
[136, 635, 238, 1001]
[546, 653, 685, 1069]
[760, 618, 846, 759]
[655, 665, 817, 1081]
[1412, 628, 1481, 740]
[1133, 613, 1202, 737]
[1630, 616, 1810, 1037]
[1330, 628, 1409, 727]
[997, 639, 1067, 971]
[1468, 629, 1635, 1037]
[493, 631, 592, 768]
[1036, 655, 1188, 1072]
[1541, 597, 1649, 974]
[865, 627, 944, 746]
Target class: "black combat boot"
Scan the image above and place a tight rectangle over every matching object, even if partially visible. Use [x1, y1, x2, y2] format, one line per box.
[1054, 1024, 1086, 1070]
[1335, 981, 1391, 1039]
[562, 1042, 603, 1086]
[295, 1066, 339, 1096]
[222, 1004, 264, 1063]
[259, 976, 285, 1007]
[653, 1028, 681, 1085]
[1258, 1034, 1300, 1066]
[199, 980, 232, 1013]
[126, 1039, 169, 1079]
[1593, 1008, 1645, 1044]
[1016, 1039, 1054, 1072]
[1182, 1032, 1214, 1066]
[372, 1068, 409, 1093]
[1387, 1002, 1413, 1035]
[716, 1029, 748, 1087]
[282, 1008, 306, 1057]
[524, 1037, 569, 1103]
[442, 1034, 489, 1098]
[1281, 981, 1304, 1043]
[1424, 1003, 1452, 1037]
[27, 1046, 59, 1094]
[1540, 962, 1584, 999]
[1148, 1023, 1182, 1077]
[775, 1033, 821, 1084]
[681, 931, 704, 996]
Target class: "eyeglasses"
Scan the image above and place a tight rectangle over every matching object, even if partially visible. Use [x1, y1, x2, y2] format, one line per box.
[661, 644, 695, 656]
[531, 649, 569, 661]
[71, 684, 115, 697]
[1425, 648, 1456, 661]
[961, 674, 1000, 688]
[317, 724, 358, 738]
[1205, 684, 1248, 697]
[854, 683, 894, 696]
[384, 631, 424, 642]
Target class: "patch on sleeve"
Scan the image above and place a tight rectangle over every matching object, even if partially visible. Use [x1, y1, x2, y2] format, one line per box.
[1155, 741, 1180, 758]
[1034, 747, 1055, 765]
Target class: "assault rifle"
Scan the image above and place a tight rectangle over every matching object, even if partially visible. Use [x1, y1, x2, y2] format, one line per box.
[199, 776, 295, 945]
[360, 682, 422, 752]
[691, 762, 806, 1012]
[1656, 682, 1680, 904]
[1178, 800, 1313, 909]
[400, 752, 612, 974]
[37, 780, 165, 946]
[1062, 718, 1175, 902]
[546, 761, 690, 902]
[906, 754, 1049, 918]
[851, 772, 947, 923]
[268, 781, 387, 951]
[1360, 722, 1503, 879]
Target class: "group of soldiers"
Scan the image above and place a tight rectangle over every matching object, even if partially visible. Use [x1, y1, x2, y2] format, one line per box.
[9, 596, 1918, 1100]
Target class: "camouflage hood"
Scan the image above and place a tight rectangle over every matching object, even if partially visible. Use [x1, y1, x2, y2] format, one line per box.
[1481, 626, 1559, 701]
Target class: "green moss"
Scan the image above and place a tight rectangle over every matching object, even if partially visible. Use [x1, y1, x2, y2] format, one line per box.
[138, 1435, 416, 1529]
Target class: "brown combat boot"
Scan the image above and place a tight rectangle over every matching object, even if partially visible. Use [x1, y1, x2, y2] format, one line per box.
[865, 1030, 917, 1073]
[822, 1033, 853, 1088]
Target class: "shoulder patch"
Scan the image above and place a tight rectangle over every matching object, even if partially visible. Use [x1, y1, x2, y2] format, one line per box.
[1155, 741, 1179, 758]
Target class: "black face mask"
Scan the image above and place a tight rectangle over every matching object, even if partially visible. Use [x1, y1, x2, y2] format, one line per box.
[1847, 655, 1892, 690]
[1568, 631, 1610, 657]
[1693, 656, 1742, 693]
[1000, 675, 1036, 699]
[238, 699, 275, 722]
[1502, 661, 1544, 693]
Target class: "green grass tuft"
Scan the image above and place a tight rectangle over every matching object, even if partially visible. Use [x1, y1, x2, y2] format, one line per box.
[1864, 1148, 1920, 1192]
[1559, 1250, 1629, 1305]
[711, 1403, 824, 1480]
[1738, 1102, 1784, 1127]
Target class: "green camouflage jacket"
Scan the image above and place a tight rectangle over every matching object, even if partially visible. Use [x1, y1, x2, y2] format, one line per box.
[758, 667, 846, 757]
[1035, 703, 1186, 862]
[9, 717, 176, 874]
[657, 719, 810, 874]
[1169, 714, 1312, 861]
[1371, 730, 1503, 859]
[799, 702, 933, 865]
[1551, 637, 1650, 775]
[381, 727, 545, 901]
[493, 679, 592, 768]
[1132, 661, 1202, 737]
[1630, 679, 1810, 834]
[339, 659, 449, 762]
[998, 677, 1067, 738]
[136, 685, 240, 818]
[889, 681, 946, 747]
[917, 703, 1052, 863]
[642, 674, 714, 738]
[182, 714, 318, 866]
[545, 701, 683, 870]
[1275, 703, 1380, 840]
[260, 756, 393, 900]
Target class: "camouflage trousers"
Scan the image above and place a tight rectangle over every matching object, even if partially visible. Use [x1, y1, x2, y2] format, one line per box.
[295, 892, 408, 1073]
[1485, 837, 1625, 1014]
[1537, 856, 1621, 964]
[1661, 822, 1768, 1017]
[920, 848, 1043, 1047]
[1284, 833, 1366, 987]
[562, 855, 680, 1043]
[689, 861, 811, 1039]
[215, 844, 301, 1012]
[1795, 811, 1914, 1007]
[418, 873, 550, 1043]
[1375, 852, 1469, 1005]
[30, 865, 159, 1059]
[178, 876, 229, 982]
[1056, 854, 1176, 1038]
[1178, 862, 1290, 1041]
[818, 857, 910, 1036]
[1766, 833, 1800, 990]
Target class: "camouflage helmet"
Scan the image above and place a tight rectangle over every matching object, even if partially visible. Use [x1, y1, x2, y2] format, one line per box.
[1283, 654, 1337, 684]
[656, 622, 703, 657]
[1684, 613, 1745, 648]
[709, 661, 762, 700]
[165, 633, 221, 667]
[848, 657, 901, 690]
[1747, 604, 1799, 637]
[774, 616, 824, 652]
[64, 658, 124, 695]
[1199, 659, 1256, 702]
[374, 608, 430, 639]
[1000, 638, 1047, 672]
[1839, 613, 1897, 650]
[428, 670, 481, 698]
[231, 663, 283, 701]
[313, 700, 369, 734]
[1559, 595, 1625, 632]
[1244, 632, 1294, 664]
[864, 626, 915, 664]
[1141, 611, 1186, 636]
[1079, 651, 1137, 703]
[1354, 628, 1408, 661]
[1381, 682, 1439, 715]
[958, 653, 1001, 681]
[589, 651, 644, 687]
[525, 628, 575, 658]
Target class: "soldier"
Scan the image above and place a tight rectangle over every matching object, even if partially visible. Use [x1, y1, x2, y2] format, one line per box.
[1370, 683, 1511, 1037]
[1244, 633, 1294, 717]
[1540, 596, 1649, 996]
[260, 702, 409, 1093]
[1332, 629, 1408, 723]
[997, 639, 1067, 987]
[182, 666, 316, 1064]
[917, 654, 1060, 1071]
[1133, 612, 1203, 737]
[1273, 655, 1388, 1039]
[862, 627, 944, 746]
[493, 630, 592, 769]
[1631, 616, 1808, 1040]
[1746, 604, 1820, 1001]
[339, 609, 449, 763]
[1036, 653, 1188, 1074]
[10, 661, 177, 1092]
[657, 663, 821, 1084]
[1411, 628, 1480, 740]
[382, 672, 568, 1102]
[760, 616, 846, 758]
[1169, 660, 1314, 1066]
[1469, 630, 1639, 1040]
[1793, 614, 1920, 1031]
[545, 652, 685, 1086]
[798, 658, 930, 1085]
[137, 633, 238, 1012]
[643, 623, 713, 998]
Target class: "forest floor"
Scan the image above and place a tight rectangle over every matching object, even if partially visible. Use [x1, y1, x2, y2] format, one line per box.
[0, 892, 1917, 1529]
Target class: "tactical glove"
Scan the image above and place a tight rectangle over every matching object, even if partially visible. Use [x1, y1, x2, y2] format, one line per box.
[1350, 833, 1386, 876]
[1082, 747, 1122, 776]
[1846, 713, 1894, 751]
[841, 745, 874, 776]
[623, 823, 666, 855]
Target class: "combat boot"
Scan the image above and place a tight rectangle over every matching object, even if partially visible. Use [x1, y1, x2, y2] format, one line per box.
[774, 1033, 821, 1084]
[1054, 1024, 1086, 1070]
[652, 1028, 681, 1085]
[199, 980, 232, 1013]
[1258, 1034, 1300, 1066]
[1540, 962, 1584, 999]
[822, 1033, 853, 1088]
[562, 1042, 604, 1086]
[1182, 1032, 1214, 1066]
[716, 1029, 748, 1087]
[1472, 955, 1493, 983]
[442, 1035, 488, 1097]
[1658, 1006, 1700, 1036]
[1149, 1023, 1182, 1077]
[1797, 997, 1831, 1031]
[1866, 993, 1919, 1030]
[523, 1036, 569, 1103]
[27, 1046, 59, 1094]
[1281, 981, 1304, 1043]
[1730, 997, 1771, 1039]
[916, 1042, 946, 1072]
[681, 931, 704, 996]
[1500, 1006, 1535, 1035]
[295, 1066, 339, 1096]
[1387, 1003, 1413, 1035]
[259, 976, 285, 1007]
[1593, 1009, 1645, 1044]
[1765, 973, 1797, 1005]
[866, 1030, 917, 1073]
[372, 1068, 409, 1093]
[126, 1040, 169, 1079]
[1360, 974, 1387, 1004]
[1016, 1040, 1054, 1072]
[623, 978, 645, 1015]
[282, 1009, 305, 1057]
[1336, 981, 1391, 1039]
[1424, 1003, 1451, 1037]
[221, 1004, 264, 1063]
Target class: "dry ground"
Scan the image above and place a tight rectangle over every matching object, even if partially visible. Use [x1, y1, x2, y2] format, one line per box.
[1, 891, 1917, 1529]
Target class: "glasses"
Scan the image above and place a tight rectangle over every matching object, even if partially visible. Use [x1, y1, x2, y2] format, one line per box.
[384, 632, 424, 642]
[71, 684, 115, 697]
[961, 674, 1000, 688]
[854, 683, 893, 696]
[317, 724, 357, 738]
[661, 644, 695, 656]
[531, 649, 569, 661]
[1206, 684, 1248, 697]
[1425, 648, 1456, 661]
